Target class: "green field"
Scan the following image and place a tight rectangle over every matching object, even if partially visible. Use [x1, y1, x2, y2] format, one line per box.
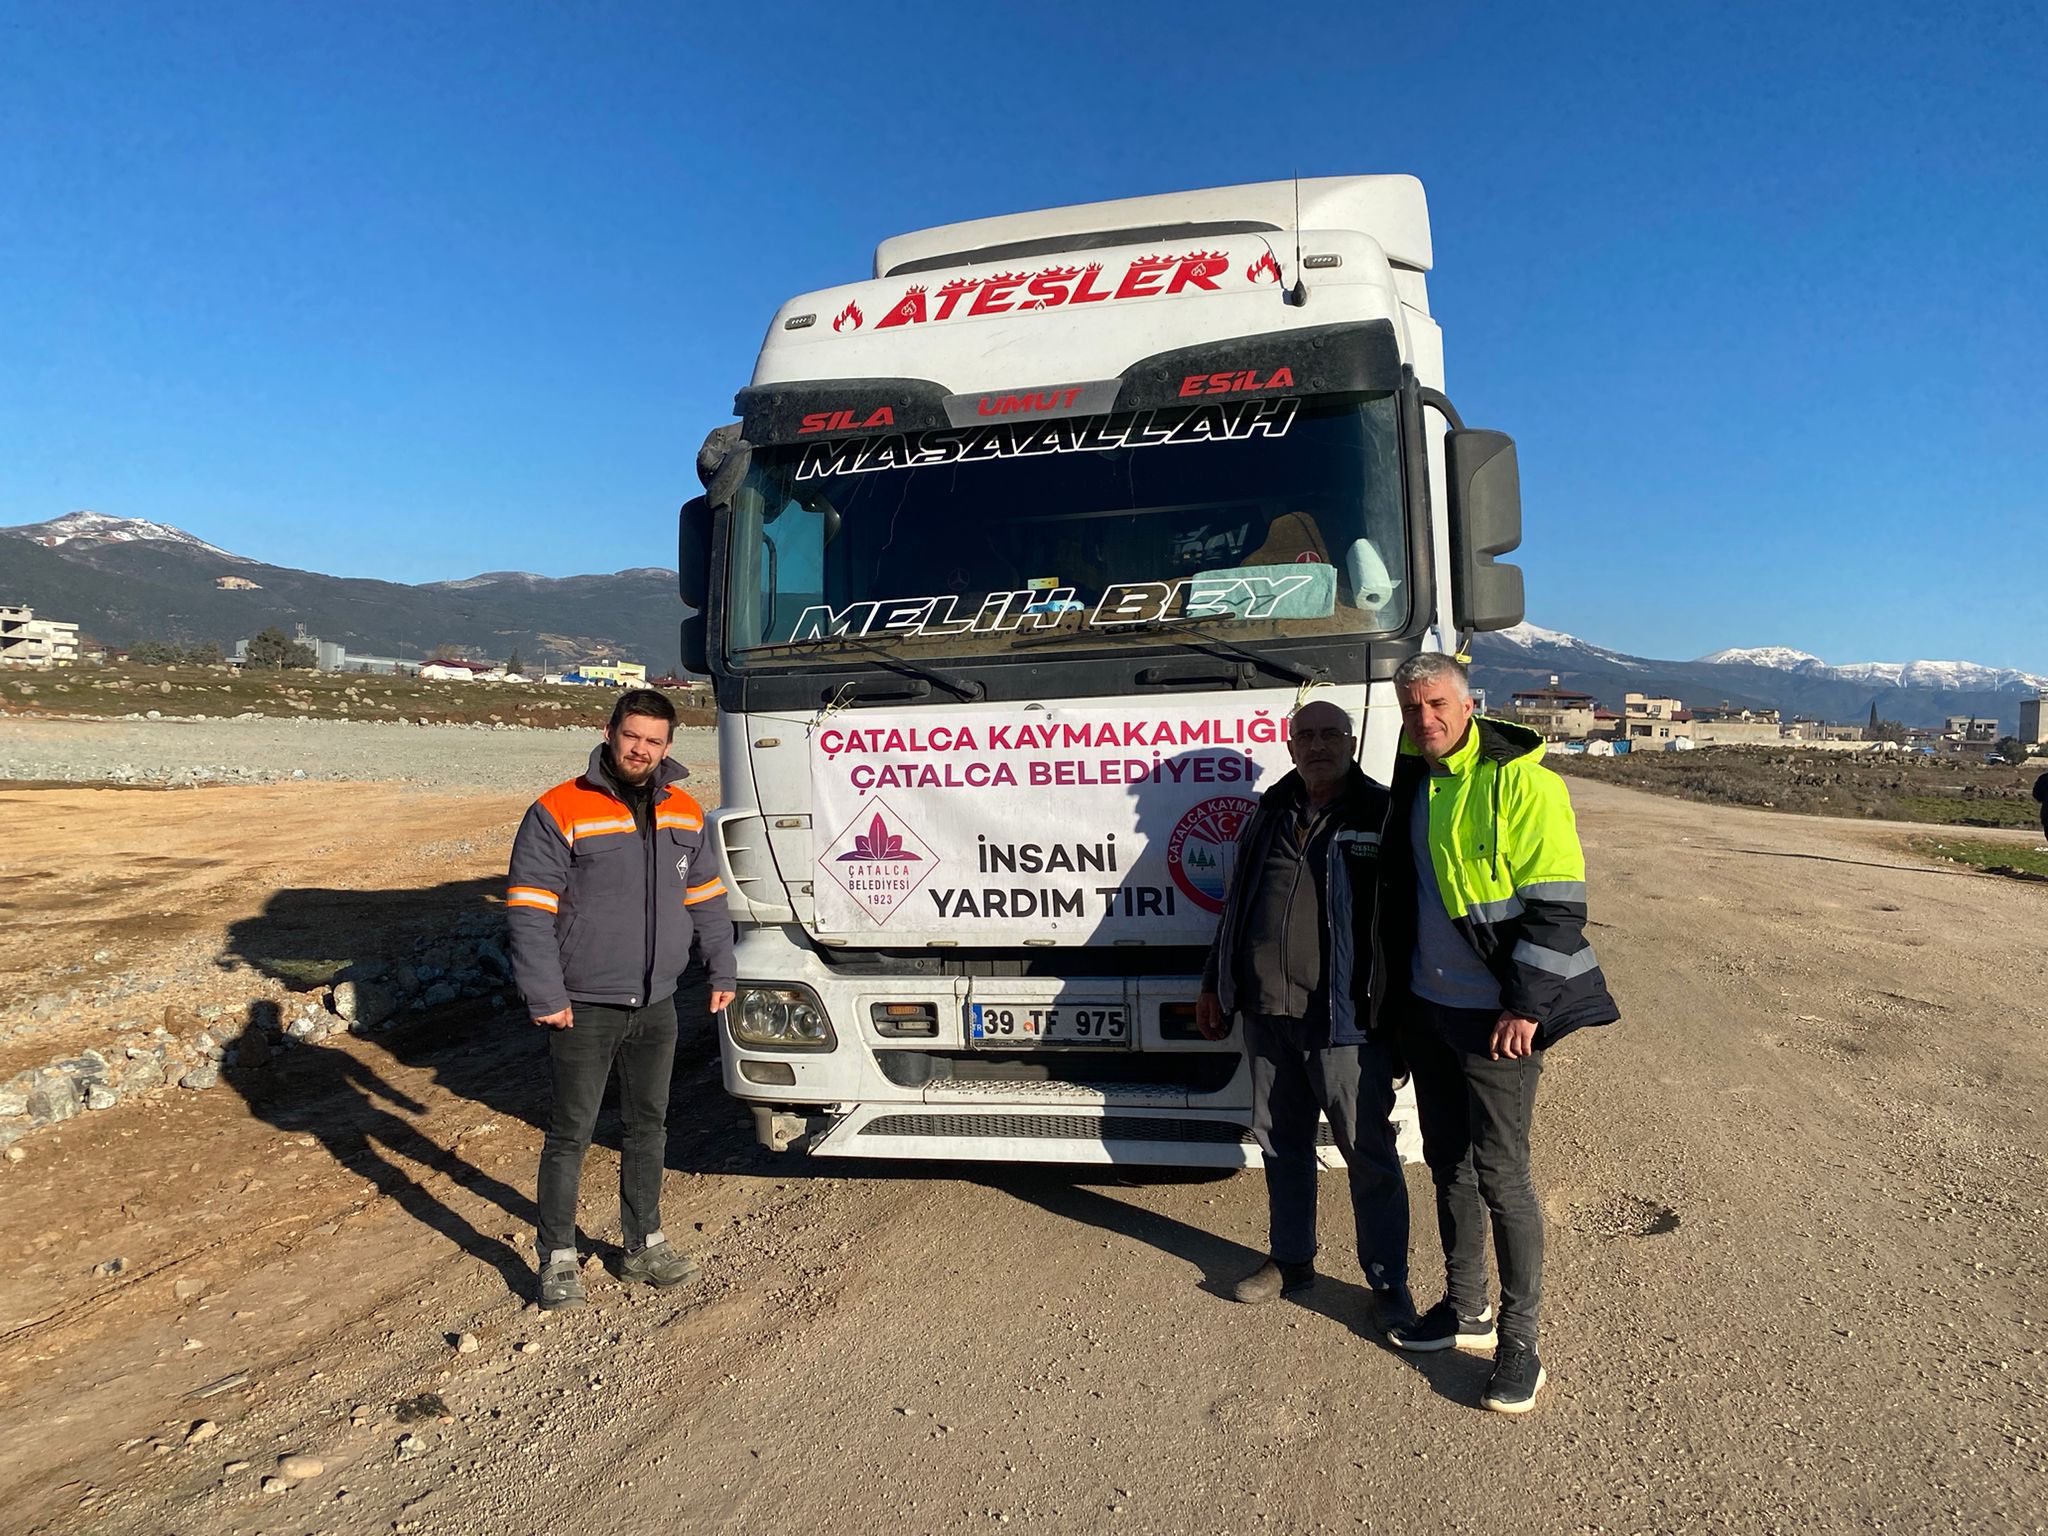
[1891, 794, 2040, 828]
[1909, 836, 2048, 880]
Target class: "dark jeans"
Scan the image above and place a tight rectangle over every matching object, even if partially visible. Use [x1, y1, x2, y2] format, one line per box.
[1400, 999, 1546, 1346]
[1248, 1013, 1409, 1288]
[536, 996, 678, 1256]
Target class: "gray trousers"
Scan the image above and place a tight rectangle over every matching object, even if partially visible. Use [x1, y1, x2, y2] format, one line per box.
[536, 996, 677, 1256]
[1248, 1013, 1410, 1287]
[1401, 1000, 1546, 1346]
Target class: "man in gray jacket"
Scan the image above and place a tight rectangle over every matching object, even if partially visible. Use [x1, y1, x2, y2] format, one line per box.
[1196, 700, 1412, 1327]
[507, 689, 736, 1308]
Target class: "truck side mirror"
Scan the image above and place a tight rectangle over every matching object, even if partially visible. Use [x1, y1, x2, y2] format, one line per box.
[679, 612, 708, 677]
[678, 496, 712, 609]
[1445, 429, 1525, 632]
[678, 497, 712, 677]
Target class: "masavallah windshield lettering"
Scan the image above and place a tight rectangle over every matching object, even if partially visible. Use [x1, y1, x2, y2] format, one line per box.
[792, 397, 1299, 482]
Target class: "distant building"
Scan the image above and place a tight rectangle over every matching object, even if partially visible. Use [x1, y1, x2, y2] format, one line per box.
[2020, 696, 2047, 747]
[1785, 718, 1864, 743]
[419, 658, 498, 681]
[1943, 715, 2000, 744]
[339, 654, 422, 676]
[1623, 692, 1692, 744]
[1509, 685, 1598, 741]
[1691, 702, 1782, 725]
[575, 660, 648, 687]
[1690, 703, 1785, 747]
[0, 604, 80, 668]
[232, 625, 421, 674]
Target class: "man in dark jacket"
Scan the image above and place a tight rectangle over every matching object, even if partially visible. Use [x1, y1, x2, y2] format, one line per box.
[1197, 699, 1412, 1327]
[1381, 653, 1619, 1414]
[507, 689, 736, 1309]
[2033, 769, 2047, 845]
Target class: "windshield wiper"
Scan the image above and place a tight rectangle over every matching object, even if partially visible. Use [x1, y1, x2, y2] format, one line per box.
[1011, 614, 1327, 685]
[732, 631, 984, 700]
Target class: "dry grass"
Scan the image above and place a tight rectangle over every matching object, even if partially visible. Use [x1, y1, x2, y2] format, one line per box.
[0, 663, 715, 730]
[1551, 744, 2044, 827]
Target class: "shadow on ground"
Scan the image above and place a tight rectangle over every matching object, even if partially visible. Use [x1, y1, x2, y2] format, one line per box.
[994, 1168, 1489, 1407]
[217, 881, 760, 1282]
[213, 878, 1476, 1400]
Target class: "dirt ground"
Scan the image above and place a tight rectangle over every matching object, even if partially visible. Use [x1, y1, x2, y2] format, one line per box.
[1554, 743, 2045, 830]
[1, 772, 2044, 1534]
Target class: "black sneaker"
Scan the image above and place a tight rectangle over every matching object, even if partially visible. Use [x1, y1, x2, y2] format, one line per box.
[1389, 1298, 1497, 1351]
[1367, 1283, 1418, 1335]
[1230, 1257, 1316, 1304]
[1481, 1341, 1546, 1414]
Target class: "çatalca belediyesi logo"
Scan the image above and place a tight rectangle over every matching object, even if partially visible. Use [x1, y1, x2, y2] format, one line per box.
[818, 797, 938, 924]
[1166, 795, 1256, 915]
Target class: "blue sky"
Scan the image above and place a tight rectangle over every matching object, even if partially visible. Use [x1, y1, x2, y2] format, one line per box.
[3, 2, 2042, 669]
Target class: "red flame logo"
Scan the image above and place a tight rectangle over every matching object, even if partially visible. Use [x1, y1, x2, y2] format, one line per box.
[1246, 251, 1282, 285]
[833, 301, 864, 333]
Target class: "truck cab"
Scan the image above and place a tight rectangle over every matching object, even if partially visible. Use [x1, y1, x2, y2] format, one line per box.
[679, 176, 1524, 1163]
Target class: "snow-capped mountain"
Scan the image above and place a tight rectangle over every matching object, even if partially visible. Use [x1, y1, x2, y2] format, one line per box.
[1819, 659, 2048, 691]
[1695, 645, 1826, 670]
[1490, 622, 1648, 670]
[1470, 624, 2043, 729]
[4, 510, 252, 562]
[1694, 646, 2048, 694]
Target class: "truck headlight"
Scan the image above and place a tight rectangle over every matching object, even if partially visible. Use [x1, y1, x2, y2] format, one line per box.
[729, 984, 836, 1052]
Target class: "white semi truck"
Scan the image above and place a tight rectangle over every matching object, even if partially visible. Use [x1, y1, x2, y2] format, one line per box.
[678, 176, 1524, 1165]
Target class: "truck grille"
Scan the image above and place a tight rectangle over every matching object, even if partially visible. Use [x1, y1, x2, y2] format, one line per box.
[876, 1049, 1239, 1094]
[859, 1113, 1337, 1146]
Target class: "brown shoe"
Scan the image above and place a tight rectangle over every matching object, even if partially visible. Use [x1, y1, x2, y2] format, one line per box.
[1230, 1258, 1316, 1304]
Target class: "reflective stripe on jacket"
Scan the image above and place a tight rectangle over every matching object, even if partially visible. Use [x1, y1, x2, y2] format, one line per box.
[1385, 717, 1619, 1046]
[506, 744, 736, 1016]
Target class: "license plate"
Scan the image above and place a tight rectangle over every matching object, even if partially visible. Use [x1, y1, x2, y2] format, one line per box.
[967, 1001, 1130, 1047]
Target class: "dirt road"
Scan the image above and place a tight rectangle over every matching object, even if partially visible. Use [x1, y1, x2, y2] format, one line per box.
[1, 773, 2042, 1534]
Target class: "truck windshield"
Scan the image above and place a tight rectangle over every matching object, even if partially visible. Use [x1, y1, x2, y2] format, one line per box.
[723, 392, 1406, 663]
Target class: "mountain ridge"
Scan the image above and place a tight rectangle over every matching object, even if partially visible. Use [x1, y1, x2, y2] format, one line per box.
[0, 513, 687, 671]
[1471, 624, 2044, 732]
[3, 515, 2041, 726]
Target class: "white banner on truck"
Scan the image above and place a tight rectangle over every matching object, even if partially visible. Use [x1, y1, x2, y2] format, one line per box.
[809, 699, 1300, 942]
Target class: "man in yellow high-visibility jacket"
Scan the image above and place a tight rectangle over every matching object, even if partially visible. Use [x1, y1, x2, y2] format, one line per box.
[1381, 653, 1619, 1414]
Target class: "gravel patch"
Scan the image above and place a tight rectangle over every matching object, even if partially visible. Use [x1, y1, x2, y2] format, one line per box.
[0, 717, 721, 794]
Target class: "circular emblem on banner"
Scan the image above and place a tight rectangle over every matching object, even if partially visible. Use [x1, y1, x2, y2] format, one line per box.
[1166, 795, 1257, 914]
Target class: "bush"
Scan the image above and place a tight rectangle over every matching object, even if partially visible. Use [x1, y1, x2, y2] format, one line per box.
[131, 638, 227, 666]
[245, 626, 317, 669]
